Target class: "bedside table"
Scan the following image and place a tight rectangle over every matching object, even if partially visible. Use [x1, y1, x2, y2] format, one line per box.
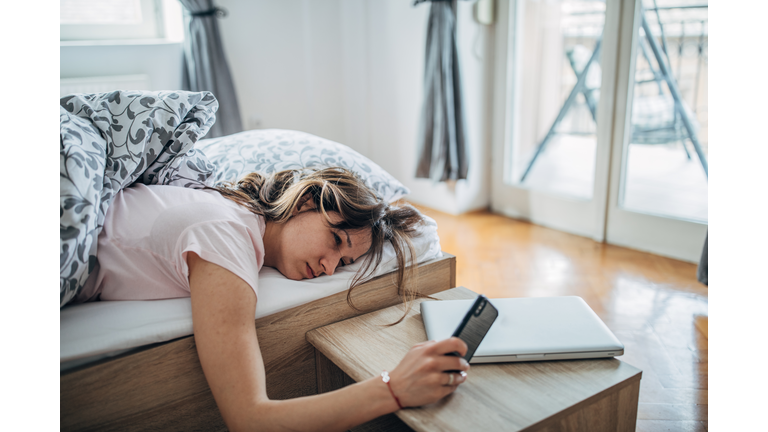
[306, 286, 642, 431]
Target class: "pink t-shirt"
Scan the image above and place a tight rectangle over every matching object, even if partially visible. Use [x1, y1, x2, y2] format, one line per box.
[77, 184, 266, 302]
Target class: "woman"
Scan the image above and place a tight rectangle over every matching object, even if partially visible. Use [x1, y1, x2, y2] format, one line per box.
[79, 166, 470, 431]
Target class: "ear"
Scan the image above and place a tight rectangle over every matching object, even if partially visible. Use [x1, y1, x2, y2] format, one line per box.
[293, 193, 317, 215]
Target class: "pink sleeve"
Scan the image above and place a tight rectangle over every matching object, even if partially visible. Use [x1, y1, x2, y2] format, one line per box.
[177, 220, 264, 298]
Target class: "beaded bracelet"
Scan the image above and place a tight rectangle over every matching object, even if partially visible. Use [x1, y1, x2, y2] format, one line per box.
[380, 370, 403, 410]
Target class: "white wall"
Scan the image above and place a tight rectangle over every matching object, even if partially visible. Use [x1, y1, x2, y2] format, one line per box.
[59, 0, 495, 215]
[217, 0, 494, 214]
[215, 0, 346, 143]
[402, 1, 495, 214]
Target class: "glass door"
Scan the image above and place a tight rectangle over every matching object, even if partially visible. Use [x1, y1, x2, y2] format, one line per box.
[491, 0, 624, 240]
[491, 0, 708, 262]
[605, 0, 708, 262]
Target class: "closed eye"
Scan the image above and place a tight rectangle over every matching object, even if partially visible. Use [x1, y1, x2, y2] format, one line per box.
[333, 231, 355, 268]
[338, 257, 355, 268]
[333, 232, 345, 269]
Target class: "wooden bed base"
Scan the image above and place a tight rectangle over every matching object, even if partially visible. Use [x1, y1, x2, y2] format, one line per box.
[60, 253, 456, 431]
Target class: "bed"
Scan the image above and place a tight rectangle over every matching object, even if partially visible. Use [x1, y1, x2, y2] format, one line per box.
[60, 91, 456, 431]
[61, 254, 455, 431]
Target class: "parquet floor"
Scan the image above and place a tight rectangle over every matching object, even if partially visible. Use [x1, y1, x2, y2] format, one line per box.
[411, 204, 708, 432]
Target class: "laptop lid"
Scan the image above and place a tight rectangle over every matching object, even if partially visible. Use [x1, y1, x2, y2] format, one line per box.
[420, 296, 624, 363]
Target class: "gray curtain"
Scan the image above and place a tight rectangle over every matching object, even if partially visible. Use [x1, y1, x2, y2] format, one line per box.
[180, 0, 243, 138]
[415, 0, 469, 181]
[697, 233, 708, 286]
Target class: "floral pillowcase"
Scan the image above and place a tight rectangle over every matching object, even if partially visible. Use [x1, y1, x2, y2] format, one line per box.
[196, 129, 410, 203]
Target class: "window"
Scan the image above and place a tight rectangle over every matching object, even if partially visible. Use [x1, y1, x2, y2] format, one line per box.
[60, 0, 183, 42]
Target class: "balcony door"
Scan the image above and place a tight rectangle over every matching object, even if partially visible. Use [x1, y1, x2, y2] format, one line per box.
[491, 0, 708, 262]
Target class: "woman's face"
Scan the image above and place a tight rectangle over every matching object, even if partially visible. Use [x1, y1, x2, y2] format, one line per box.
[264, 207, 373, 281]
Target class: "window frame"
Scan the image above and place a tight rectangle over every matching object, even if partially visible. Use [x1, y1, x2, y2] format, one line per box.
[60, 0, 165, 42]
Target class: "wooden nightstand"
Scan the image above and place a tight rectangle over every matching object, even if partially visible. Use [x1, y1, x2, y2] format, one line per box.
[306, 286, 642, 431]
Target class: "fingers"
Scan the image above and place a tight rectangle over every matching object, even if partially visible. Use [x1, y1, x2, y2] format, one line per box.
[389, 341, 471, 408]
[428, 337, 469, 358]
[412, 340, 436, 349]
[442, 371, 467, 387]
[431, 354, 470, 374]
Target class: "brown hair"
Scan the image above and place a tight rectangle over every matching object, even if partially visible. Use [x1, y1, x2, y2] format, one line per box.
[214, 166, 426, 324]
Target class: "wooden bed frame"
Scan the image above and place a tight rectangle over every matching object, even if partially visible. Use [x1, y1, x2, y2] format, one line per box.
[60, 253, 456, 431]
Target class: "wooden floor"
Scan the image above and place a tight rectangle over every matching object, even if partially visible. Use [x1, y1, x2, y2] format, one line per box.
[411, 204, 708, 432]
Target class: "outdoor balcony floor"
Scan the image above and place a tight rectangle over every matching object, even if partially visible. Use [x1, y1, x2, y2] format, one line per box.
[521, 134, 708, 223]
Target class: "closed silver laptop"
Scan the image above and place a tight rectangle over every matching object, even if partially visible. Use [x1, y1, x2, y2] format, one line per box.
[420, 296, 624, 363]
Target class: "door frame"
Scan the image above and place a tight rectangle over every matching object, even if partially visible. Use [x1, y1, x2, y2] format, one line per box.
[603, 0, 708, 262]
[490, 0, 708, 263]
[490, 0, 627, 242]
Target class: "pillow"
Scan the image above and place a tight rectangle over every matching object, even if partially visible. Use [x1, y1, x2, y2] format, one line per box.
[196, 129, 410, 202]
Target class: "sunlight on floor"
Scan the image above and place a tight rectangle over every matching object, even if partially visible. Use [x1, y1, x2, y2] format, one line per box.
[624, 144, 708, 222]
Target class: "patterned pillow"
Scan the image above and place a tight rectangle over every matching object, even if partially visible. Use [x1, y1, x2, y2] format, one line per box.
[196, 129, 410, 202]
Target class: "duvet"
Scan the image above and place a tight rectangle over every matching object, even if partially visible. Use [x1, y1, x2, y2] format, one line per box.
[59, 90, 219, 307]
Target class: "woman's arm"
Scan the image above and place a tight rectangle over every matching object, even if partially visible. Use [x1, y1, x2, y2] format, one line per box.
[188, 253, 469, 432]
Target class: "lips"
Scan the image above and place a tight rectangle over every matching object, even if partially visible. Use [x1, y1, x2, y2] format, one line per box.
[306, 263, 315, 279]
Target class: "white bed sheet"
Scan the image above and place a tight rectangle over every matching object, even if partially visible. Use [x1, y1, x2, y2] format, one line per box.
[61, 215, 442, 368]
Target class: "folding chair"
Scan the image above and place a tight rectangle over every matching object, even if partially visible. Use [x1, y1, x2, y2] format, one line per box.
[519, 6, 708, 182]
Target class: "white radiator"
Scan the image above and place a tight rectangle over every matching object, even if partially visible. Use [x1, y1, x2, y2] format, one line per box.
[60, 74, 152, 97]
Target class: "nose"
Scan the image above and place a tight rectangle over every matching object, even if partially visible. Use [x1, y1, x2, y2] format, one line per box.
[320, 250, 343, 276]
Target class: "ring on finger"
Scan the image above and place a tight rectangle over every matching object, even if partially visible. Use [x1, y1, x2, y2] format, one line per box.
[447, 373, 455, 386]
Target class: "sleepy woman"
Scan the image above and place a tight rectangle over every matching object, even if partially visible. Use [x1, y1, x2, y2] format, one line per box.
[75, 166, 469, 431]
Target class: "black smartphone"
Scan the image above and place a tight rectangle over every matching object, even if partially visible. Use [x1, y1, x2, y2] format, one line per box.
[447, 295, 499, 362]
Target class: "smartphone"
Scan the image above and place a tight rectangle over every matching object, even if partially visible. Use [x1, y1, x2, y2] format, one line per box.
[447, 295, 499, 362]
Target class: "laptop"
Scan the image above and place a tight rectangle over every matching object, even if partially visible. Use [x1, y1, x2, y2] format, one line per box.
[420, 296, 624, 363]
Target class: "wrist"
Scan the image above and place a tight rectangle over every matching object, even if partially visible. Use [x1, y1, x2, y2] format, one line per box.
[361, 372, 401, 415]
[380, 370, 404, 411]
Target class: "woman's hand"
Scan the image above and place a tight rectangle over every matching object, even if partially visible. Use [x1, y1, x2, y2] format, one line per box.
[387, 337, 470, 408]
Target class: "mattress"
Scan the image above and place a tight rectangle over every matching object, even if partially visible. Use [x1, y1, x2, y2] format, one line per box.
[60, 215, 442, 370]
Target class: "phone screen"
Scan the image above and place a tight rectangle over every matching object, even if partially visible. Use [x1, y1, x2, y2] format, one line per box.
[450, 295, 499, 362]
